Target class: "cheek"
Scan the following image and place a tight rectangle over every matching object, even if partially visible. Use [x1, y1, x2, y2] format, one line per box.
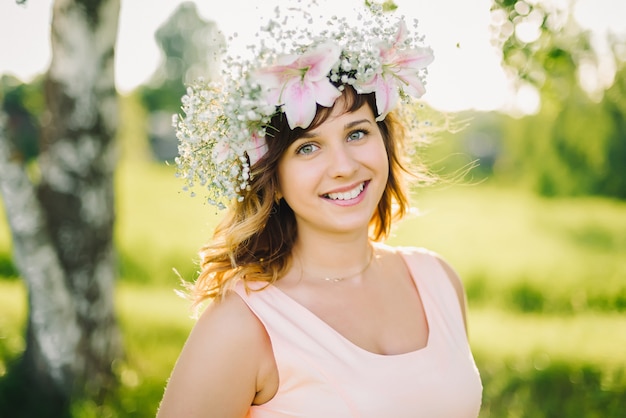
[372, 138, 390, 173]
[277, 160, 304, 198]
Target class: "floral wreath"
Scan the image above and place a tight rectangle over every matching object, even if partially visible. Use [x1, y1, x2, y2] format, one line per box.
[174, 3, 434, 209]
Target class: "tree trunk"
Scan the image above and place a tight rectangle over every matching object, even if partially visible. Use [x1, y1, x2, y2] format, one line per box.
[0, 0, 121, 415]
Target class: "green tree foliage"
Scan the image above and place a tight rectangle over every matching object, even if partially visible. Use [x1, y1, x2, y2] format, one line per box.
[138, 2, 224, 113]
[137, 2, 224, 161]
[0, 75, 44, 161]
[490, 0, 626, 198]
[491, 0, 595, 100]
[600, 63, 626, 198]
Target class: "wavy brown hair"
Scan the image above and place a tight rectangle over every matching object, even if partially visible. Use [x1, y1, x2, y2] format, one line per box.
[188, 86, 430, 306]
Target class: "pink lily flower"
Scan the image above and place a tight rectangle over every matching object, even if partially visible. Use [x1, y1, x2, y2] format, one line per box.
[213, 140, 231, 164]
[256, 42, 342, 129]
[359, 20, 434, 121]
[246, 132, 268, 165]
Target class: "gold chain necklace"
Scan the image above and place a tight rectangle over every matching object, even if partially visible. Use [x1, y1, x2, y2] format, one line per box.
[300, 246, 374, 283]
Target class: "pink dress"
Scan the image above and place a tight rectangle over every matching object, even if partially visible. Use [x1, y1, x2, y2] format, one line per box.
[234, 246, 482, 417]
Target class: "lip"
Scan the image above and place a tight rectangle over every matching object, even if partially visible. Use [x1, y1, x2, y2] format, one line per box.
[322, 180, 369, 195]
[321, 180, 370, 206]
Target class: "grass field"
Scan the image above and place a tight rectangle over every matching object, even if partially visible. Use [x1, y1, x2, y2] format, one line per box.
[0, 94, 625, 416]
[1, 279, 625, 417]
[3, 173, 626, 416]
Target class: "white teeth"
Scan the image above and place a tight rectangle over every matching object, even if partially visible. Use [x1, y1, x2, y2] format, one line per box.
[326, 183, 365, 200]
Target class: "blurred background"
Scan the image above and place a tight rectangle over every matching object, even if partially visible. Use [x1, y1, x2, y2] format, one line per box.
[0, 0, 625, 416]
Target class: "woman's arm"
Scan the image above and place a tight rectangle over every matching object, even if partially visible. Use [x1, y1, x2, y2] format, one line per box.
[156, 293, 273, 418]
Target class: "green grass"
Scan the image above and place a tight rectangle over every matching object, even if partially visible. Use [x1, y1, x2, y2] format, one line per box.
[470, 308, 626, 368]
[0, 283, 193, 418]
[391, 185, 626, 313]
[1, 282, 625, 417]
[112, 157, 626, 313]
[112, 93, 221, 286]
[0, 281, 26, 378]
[114, 160, 218, 285]
[2, 93, 625, 310]
[1, 93, 626, 416]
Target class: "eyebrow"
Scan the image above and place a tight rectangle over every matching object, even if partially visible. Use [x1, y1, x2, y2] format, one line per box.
[299, 119, 373, 139]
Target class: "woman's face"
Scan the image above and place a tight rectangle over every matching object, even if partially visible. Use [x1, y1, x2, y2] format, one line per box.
[276, 99, 389, 238]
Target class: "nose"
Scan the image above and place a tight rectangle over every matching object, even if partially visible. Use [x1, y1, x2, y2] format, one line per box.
[327, 142, 359, 178]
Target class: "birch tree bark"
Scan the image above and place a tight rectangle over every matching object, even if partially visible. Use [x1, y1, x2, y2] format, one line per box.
[0, 0, 122, 415]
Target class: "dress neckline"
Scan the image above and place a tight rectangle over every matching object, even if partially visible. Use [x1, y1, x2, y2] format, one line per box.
[267, 249, 432, 358]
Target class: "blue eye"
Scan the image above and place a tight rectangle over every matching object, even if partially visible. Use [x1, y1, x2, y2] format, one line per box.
[296, 143, 319, 155]
[348, 130, 367, 141]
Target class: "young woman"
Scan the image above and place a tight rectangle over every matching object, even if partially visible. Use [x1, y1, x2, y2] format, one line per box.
[157, 5, 482, 417]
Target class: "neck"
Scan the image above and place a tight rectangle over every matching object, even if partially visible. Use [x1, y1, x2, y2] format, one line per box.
[292, 234, 374, 282]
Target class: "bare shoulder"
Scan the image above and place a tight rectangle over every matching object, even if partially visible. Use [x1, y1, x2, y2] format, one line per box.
[196, 289, 267, 338]
[156, 290, 275, 417]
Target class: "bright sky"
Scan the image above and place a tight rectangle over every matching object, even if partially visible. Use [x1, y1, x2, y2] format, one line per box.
[0, 0, 624, 114]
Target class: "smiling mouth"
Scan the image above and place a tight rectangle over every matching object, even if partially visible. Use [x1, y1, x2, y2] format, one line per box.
[323, 182, 367, 201]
